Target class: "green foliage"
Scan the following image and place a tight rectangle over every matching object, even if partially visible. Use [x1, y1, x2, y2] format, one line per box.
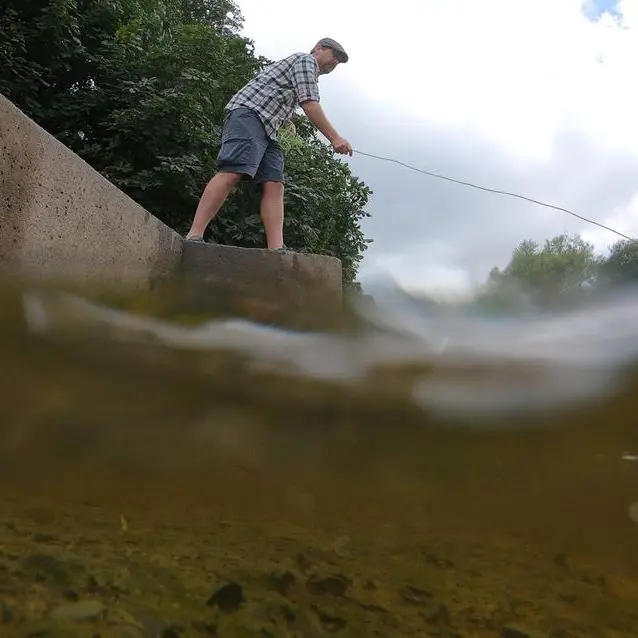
[508, 234, 599, 301]
[278, 114, 372, 284]
[599, 239, 638, 287]
[474, 232, 638, 315]
[0, 0, 372, 285]
[475, 233, 602, 314]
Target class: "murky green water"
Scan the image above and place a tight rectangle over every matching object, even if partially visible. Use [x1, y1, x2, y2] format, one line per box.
[2, 280, 638, 637]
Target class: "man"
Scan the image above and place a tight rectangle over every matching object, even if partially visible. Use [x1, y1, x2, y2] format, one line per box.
[184, 38, 353, 251]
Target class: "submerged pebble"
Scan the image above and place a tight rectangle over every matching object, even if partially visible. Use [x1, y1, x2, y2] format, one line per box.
[51, 600, 104, 621]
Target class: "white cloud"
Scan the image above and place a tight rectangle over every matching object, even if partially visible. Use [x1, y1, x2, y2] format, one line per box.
[235, 0, 638, 298]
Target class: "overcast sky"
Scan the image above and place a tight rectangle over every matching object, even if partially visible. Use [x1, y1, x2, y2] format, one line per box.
[234, 0, 638, 299]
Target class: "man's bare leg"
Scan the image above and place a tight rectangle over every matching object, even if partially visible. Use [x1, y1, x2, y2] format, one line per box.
[186, 172, 242, 239]
[259, 181, 285, 249]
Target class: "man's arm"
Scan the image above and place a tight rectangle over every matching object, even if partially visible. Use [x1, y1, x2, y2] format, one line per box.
[300, 100, 338, 144]
[289, 54, 352, 155]
[301, 100, 352, 155]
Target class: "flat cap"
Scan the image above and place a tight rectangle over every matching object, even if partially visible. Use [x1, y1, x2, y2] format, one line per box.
[317, 38, 349, 63]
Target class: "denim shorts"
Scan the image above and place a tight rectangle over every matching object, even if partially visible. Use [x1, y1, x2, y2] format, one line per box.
[216, 107, 285, 184]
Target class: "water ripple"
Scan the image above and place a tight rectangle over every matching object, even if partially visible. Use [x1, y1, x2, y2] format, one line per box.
[20, 283, 638, 418]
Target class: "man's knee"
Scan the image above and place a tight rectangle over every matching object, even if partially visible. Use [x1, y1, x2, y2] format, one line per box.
[261, 180, 284, 196]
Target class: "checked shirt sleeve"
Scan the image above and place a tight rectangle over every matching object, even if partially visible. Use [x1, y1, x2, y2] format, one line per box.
[290, 55, 320, 105]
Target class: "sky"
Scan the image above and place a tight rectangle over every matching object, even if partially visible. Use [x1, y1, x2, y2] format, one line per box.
[233, 0, 638, 300]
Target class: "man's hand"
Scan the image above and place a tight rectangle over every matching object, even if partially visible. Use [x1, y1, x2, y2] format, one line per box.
[332, 136, 352, 156]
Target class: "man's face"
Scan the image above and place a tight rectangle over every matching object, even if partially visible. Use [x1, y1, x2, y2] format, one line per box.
[315, 46, 341, 75]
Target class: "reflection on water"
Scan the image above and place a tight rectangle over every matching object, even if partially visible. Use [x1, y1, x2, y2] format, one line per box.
[2, 279, 638, 637]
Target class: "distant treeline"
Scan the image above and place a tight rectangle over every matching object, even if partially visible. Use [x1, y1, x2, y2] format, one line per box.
[473, 233, 638, 313]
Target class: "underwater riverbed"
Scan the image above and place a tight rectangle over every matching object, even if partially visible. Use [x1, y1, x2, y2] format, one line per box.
[2, 282, 638, 637]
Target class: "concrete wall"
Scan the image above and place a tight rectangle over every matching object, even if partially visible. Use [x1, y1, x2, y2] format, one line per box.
[0, 94, 183, 289]
[181, 242, 343, 322]
[0, 94, 343, 317]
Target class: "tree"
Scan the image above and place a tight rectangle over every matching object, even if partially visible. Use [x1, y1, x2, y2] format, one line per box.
[476, 233, 601, 313]
[599, 239, 638, 288]
[0, 0, 372, 285]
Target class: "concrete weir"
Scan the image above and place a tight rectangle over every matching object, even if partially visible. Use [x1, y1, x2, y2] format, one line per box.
[181, 241, 342, 318]
[0, 94, 343, 317]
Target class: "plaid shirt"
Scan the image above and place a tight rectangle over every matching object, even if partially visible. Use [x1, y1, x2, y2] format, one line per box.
[226, 53, 320, 140]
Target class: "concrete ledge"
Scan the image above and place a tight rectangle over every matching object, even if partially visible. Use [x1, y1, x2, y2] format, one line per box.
[180, 242, 343, 322]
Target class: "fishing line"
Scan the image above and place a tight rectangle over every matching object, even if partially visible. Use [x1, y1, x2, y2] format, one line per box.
[352, 149, 638, 244]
